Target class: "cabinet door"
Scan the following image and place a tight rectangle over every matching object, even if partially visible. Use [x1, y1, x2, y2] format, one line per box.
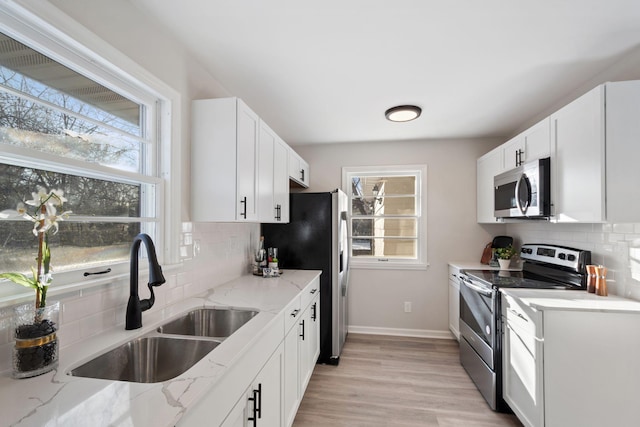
[273, 137, 290, 223]
[299, 158, 309, 187]
[309, 293, 320, 366]
[288, 150, 309, 188]
[253, 344, 283, 427]
[503, 321, 544, 427]
[221, 344, 283, 427]
[551, 86, 605, 222]
[258, 122, 276, 223]
[522, 117, 550, 162]
[221, 392, 247, 427]
[501, 135, 524, 171]
[283, 315, 301, 427]
[477, 147, 502, 223]
[448, 277, 460, 341]
[299, 293, 320, 395]
[236, 100, 260, 221]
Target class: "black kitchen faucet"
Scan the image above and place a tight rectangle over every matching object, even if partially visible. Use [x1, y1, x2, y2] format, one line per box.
[125, 233, 166, 330]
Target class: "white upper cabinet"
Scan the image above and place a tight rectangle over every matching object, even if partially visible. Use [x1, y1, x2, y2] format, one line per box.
[289, 149, 309, 188]
[192, 97, 259, 222]
[273, 137, 290, 222]
[477, 146, 502, 223]
[258, 121, 290, 223]
[478, 79, 640, 224]
[500, 117, 551, 172]
[550, 86, 605, 222]
[192, 97, 306, 223]
[551, 80, 640, 223]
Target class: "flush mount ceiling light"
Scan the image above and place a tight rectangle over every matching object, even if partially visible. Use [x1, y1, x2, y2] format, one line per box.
[385, 105, 422, 122]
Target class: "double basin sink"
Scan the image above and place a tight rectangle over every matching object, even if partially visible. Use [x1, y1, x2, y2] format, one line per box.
[69, 307, 258, 383]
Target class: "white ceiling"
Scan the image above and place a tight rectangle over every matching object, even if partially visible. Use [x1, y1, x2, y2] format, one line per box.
[132, 0, 640, 145]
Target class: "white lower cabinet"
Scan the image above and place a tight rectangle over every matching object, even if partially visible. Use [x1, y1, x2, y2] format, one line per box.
[502, 291, 640, 427]
[283, 297, 301, 427]
[222, 344, 283, 427]
[447, 265, 460, 341]
[299, 291, 320, 392]
[178, 276, 320, 427]
[502, 294, 544, 427]
[283, 282, 320, 427]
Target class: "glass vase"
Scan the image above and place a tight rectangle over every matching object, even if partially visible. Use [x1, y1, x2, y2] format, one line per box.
[12, 301, 60, 379]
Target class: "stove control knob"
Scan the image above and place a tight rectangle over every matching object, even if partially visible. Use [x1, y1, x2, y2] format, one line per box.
[567, 254, 576, 262]
[558, 253, 566, 260]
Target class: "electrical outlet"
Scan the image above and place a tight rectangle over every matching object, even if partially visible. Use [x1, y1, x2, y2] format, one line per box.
[404, 301, 412, 313]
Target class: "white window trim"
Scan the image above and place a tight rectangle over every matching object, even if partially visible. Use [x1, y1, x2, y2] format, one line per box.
[0, 1, 182, 305]
[342, 164, 428, 270]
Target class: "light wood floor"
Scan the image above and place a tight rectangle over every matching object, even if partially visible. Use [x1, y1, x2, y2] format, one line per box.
[293, 334, 523, 427]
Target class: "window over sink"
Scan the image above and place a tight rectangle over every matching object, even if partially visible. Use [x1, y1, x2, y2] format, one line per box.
[342, 165, 427, 269]
[0, 4, 177, 302]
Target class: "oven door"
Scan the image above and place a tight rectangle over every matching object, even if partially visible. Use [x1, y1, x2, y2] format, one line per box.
[459, 276, 497, 370]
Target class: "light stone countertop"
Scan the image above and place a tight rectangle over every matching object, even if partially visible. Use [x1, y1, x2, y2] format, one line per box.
[0, 269, 321, 427]
[501, 288, 640, 313]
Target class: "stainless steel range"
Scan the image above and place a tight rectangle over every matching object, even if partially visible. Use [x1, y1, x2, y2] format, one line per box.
[458, 243, 591, 411]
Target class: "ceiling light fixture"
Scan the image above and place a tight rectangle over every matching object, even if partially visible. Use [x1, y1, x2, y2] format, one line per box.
[385, 105, 422, 122]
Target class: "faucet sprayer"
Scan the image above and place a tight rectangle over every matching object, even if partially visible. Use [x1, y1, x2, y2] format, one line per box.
[125, 233, 166, 330]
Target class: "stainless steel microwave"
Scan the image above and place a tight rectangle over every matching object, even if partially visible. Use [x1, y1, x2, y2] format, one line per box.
[494, 157, 550, 218]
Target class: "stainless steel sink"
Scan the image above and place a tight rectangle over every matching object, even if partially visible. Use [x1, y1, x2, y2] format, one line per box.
[69, 336, 220, 383]
[157, 308, 258, 338]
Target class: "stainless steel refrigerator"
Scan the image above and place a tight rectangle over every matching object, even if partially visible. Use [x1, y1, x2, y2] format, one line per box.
[261, 189, 350, 365]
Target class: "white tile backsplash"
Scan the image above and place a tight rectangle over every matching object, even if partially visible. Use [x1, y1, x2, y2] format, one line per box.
[0, 222, 259, 373]
[506, 221, 640, 299]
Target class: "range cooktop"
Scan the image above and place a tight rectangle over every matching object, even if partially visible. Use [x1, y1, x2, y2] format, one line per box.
[463, 243, 592, 290]
[463, 269, 578, 290]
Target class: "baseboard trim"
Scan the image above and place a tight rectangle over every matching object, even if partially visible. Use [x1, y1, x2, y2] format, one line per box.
[348, 325, 454, 340]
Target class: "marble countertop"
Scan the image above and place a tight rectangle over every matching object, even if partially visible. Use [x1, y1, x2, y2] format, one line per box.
[1, 269, 321, 427]
[502, 288, 640, 313]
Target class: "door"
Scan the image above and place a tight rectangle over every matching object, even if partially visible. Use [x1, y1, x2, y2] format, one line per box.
[335, 189, 349, 357]
[236, 100, 259, 221]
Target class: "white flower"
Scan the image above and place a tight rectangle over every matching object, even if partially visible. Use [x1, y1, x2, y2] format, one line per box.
[16, 202, 27, 215]
[26, 187, 48, 207]
[0, 209, 19, 219]
[49, 189, 67, 206]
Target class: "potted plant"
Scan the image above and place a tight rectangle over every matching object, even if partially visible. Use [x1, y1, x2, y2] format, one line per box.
[494, 245, 516, 270]
[0, 187, 71, 378]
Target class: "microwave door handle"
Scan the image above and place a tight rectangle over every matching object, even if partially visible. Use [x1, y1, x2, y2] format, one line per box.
[514, 173, 530, 215]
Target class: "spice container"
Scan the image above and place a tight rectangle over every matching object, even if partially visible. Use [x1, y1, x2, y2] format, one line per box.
[595, 265, 608, 296]
[586, 265, 597, 293]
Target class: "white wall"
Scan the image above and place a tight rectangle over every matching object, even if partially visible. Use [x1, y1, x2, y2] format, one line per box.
[294, 138, 504, 337]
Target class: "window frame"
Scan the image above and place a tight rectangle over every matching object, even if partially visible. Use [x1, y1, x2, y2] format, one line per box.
[0, 2, 181, 305]
[342, 164, 428, 270]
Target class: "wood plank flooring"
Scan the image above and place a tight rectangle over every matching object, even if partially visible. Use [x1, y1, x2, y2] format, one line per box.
[293, 334, 522, 427]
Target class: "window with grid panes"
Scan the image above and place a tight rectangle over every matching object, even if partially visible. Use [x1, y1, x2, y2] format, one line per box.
[342, 165, 427, 269]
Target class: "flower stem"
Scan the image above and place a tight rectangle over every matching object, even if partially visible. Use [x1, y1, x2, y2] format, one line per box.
[35, 204, 46, 310]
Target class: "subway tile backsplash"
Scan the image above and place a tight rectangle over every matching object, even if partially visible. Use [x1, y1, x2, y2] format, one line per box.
[505, 221, 640, 300]
[0, 222, 258, 374]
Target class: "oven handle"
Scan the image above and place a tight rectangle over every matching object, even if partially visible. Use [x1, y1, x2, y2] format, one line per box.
[460, 276, 493, 297]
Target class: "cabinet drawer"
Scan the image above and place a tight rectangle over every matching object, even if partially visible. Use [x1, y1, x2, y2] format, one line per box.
[502, 293, 542, 339]
[284, 295, 301, 333]
[300, 277, 320, 309]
